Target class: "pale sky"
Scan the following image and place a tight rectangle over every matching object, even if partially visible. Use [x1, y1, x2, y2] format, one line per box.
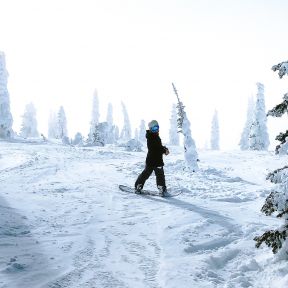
[1, 0, 288, 149]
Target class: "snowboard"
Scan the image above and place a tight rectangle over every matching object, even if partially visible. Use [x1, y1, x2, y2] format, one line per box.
[119, 185, 182, 198]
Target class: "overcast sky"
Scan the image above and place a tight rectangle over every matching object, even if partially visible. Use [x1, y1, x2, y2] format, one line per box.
[1, 0, 288, 149]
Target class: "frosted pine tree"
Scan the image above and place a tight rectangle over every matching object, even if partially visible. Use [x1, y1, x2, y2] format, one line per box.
[254, 61, 288, 256]
[48, 111, 58, 139]
[106, 103, 113, 126]
[56, 106, 68, 139]
[169, 104, 179, 146]
[248, 83, 270, 150]
[267, 93, 288, 155]
[92, 122, 109, 146]
[210, 110, 220, 150]
[239, 96, 254, 150]
[134, 128, 139, 141]
[106, 103, 115, 144]
[0, 52, 13, 139]
[89, 90, 100, 142]
[114, 125, 120, 142]
[120, 102, 131, 141]
[139, 120, 146, 142]
[20, 102, 39, 138]
[172, 83, 198, 171]
[72, 132, 83, 146]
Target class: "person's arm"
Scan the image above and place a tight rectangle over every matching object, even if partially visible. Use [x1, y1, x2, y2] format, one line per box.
[163, 146, 169, 155]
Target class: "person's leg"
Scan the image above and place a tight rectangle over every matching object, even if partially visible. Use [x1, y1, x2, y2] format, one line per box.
[154, 166, 166, 193]
[135, 166, 154, 191]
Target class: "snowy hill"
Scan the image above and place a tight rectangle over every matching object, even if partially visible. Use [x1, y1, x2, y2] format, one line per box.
[0, 141, 288, 288]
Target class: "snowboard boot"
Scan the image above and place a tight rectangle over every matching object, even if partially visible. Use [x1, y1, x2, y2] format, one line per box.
[135, 184, 143, 194]
[158, 185, 167, 197]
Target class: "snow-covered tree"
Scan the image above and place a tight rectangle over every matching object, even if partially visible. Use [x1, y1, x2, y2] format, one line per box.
[89, 90, 100, 141]
[172, 83, 198, 171]
[134, 128, 139, 141]
[268, 93, 288, 155]
[210, 110, 220, 150]
[91, 122, 109, 146]
[248, 83, 270, 151]
[114, 125, 120, 142]
[254, 62, 288, 256]
[20, 102, 39, 138]
[56, 106, 68, 139]
[0, 51, 13, 139]
[120, 102, 131, 141]
[106, 103, 115, 144]
[239, 96, 254, 150]
[139, 120, 146, 142]
[169, 104, 179, 146]
[125, 139, 143, 152]
[48, 111, 58, 139]
[106, 102, 113, 126]
[72, 132, 83, 146]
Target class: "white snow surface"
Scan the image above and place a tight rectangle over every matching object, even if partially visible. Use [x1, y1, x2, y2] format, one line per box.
[0, 140, 288, 288]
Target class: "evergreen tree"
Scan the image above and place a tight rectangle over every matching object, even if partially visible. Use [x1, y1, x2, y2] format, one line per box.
[120, 101, 131, 141]
[72, 132, 83, 146]
[172, 83, 198, 171]
[267, 93, 288, 154]
[89, 90, 100, 141]
[48, 111, 58, 139]
[0, 51, 13, 139]
[210, 110, 220, 150]
[248, 83, 270, 151]
[56, 106, 68, 139]
[169, 104, 180, 145]
[92, 122, 109, 146]
[239, 96, 254, 150]
[106, 103, 115, 144]
[139, 120, 146, 142]
[254, 62, 288, 256]
[134, 128, 139, 141]
[20, 102, 39, 138]
[114, 125, 120, 142]
[106, 103, 113, 126]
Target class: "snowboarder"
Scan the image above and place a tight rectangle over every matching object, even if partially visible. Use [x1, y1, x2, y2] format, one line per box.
[135, 120, 169, 196]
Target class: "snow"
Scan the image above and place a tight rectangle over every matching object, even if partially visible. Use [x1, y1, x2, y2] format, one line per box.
[0, 140, 288, 288]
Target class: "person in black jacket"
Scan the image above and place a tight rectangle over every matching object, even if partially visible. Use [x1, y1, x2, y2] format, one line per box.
[135, 120, 169, 196]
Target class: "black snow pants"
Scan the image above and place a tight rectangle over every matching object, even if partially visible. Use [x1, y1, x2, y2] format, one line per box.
[135, 166, 166, 190]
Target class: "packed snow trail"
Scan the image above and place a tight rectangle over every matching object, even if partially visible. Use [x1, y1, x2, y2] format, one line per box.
[0, 141, 288, 288]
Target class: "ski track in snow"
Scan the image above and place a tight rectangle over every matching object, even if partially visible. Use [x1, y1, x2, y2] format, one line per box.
[0, 142, 287, 288]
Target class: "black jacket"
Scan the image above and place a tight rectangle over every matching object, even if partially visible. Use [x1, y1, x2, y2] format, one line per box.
[145, 130, 167, 167]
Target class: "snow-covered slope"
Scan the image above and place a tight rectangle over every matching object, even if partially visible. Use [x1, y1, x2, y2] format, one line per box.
[0, 141, 287, 288]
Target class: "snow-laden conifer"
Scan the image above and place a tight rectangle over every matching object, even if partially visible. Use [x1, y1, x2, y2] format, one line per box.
[89, 90, 100, 141]
[114, 126, 120, 142]
[248, 83, 270, 151]
[169, 104, 179, 146]
[272, 61, 288, 79]
[20, 102, 39, 138]
[267, 93, 288, 154]
[210, 110, 220, 150]
[56, 106, 68, 139]
[72, 132, 83, 146]
[139, 120, 146, 143]
[48, 111, 58, 139]
[0, 52, 13, 139]
[120, 102, 131, 141]
[239, 97, 254, 150]
[92, 122, 109, 146]
[254, 63, 288, 256]
[172, 83, 198, 171]
[134, 128, 139, 141]
[106, 103, 115, 144]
